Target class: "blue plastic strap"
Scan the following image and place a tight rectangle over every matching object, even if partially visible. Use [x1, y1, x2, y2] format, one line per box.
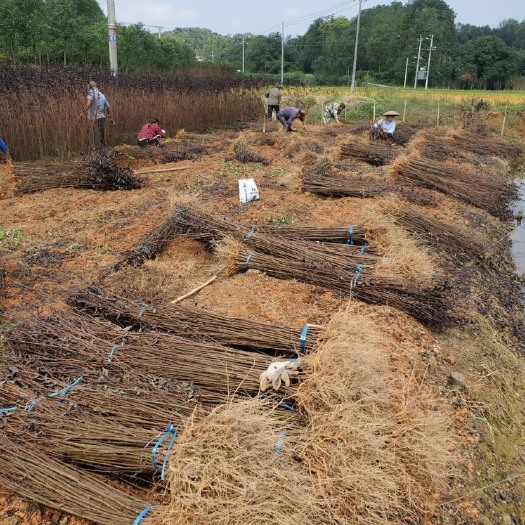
[48, 376, 83, 399]
[133, 504, 154, 525]
[244, 225, 256, 242]
[275, 430, 287, 452]
[299, 324, 311, 353]
[245, 253, 253, 268]
[152, 425, 177, 481]
[138, 304, 147, 318]
[108, 343, 120, 364]
[26, 398, 42, 412]
[0, 406, 17, 415]
[360, 242, 368, 255]
[352, 264, 364, 289]
[278, 400, 296, 412]
[141, 244, 152, 256]
[347, 225, 354, 245]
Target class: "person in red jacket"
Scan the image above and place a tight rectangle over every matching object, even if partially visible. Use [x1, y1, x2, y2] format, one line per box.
[137, 118, 166, 147]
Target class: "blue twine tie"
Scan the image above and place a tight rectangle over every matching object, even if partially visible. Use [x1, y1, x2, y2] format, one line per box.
[26, 398, 43, 412]
[299, 324, 311, 353]
[152, 425, 177, 481]
[48, 376, 83, 399]
[245, 253, 253, 268]
[244, 225, 256, 242]
[352, 264, 364, 289]
[347, 225, 354, 245]
[274, 430, 287, 452]
[133, 504, 154, 525]
[141, 244, 152, 256]
[138, 304, 147, 318]
[0, 406, 18, 415]
[360, 242, 368, 254]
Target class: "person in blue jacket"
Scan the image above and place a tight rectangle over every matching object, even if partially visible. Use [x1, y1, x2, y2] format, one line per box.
[0, 136, 11, 162]
[277, 107, 306, 133]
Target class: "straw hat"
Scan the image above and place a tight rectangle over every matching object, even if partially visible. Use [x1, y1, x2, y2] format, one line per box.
[383, 110, 400, 117]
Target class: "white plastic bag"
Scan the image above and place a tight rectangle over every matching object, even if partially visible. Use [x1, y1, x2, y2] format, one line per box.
[238, 178, 260, 203]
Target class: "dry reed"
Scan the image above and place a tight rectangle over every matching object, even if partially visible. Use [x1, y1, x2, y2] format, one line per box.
[69, 285, 323, 354]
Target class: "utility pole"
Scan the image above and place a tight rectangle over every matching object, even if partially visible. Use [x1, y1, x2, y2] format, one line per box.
[242, 34, 245, 73]
[350, 0, 363, 92]
[425, 34, 434, 89]
[413, 35, 423, 89]
[403, 57, 408, 88]
[281, 22, 284, 86]
[107, 0, 118, 75]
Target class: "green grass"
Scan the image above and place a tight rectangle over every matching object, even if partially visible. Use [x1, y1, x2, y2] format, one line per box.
[0, 229, 23, 243]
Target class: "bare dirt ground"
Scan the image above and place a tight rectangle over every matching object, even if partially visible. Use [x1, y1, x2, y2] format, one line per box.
[1, 116, 525, 525]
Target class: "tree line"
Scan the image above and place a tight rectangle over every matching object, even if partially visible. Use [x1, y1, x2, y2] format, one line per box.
[170, 0, 525, 89]
[1, 0, 524, 89]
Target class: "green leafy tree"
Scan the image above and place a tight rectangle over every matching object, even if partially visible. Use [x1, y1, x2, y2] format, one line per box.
[459, 35, 518, 88]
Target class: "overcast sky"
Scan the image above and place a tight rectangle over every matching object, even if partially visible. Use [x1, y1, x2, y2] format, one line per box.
[96, 0, 523, 36]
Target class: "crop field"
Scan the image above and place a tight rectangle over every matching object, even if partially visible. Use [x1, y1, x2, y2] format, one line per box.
[1, 76, 525, 525]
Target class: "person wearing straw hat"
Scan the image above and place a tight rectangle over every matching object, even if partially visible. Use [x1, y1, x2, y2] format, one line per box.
[372, 110, 399, 139]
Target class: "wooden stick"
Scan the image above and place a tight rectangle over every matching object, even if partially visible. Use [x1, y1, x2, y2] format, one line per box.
[170, 275, 217, 304]
[134, 165, 191, 175]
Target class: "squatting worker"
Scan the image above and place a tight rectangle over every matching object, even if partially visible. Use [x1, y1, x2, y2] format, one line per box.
[0, 136, 12, 162]
[277, 107, 306, 133]
[265, 85, 282, 120]
[85, 81, 112, 150]
[372, 110, 399, 139]
[323, 102, 346, 124]
[137, 118, 166, 147]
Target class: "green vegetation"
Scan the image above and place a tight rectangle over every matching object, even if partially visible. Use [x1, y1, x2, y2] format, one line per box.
[0, 229, 23, 243]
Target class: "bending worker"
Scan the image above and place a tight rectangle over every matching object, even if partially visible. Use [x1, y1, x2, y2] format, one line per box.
[372, 110, 399, 139]
[277, 107, 306, 133]
[323, 102, 346, 124]
[137, 118, 166, 147]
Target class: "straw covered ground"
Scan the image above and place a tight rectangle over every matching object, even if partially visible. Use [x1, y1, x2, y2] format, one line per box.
[1, 110, 525, 525]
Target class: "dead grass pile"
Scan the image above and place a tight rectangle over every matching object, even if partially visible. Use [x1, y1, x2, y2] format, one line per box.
[0, 161, 16, 198]
[13, 154, 144, 194]
[296, 306, 452, 524]
[341, 138, 401, 165]
[163, 399, 330, 525]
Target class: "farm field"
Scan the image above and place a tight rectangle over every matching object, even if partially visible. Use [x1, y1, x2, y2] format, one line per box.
[1, 99, 525, 525]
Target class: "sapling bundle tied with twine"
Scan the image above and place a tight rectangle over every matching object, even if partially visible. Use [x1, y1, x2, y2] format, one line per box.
[69, 285, 323, 355]
[223, 240, 450, 328]
[172, 204, 380, 269]
[7, 311, 275, 395]
[340, 138, 401, 166]
[392, 156, 516, 219]
[0, 434, 161, 525]
[302, 168, 392, 198]
[451, 129, 523, 160]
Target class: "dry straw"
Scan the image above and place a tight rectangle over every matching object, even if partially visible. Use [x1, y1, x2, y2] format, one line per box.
[295, 305, 452, 524]
[163, 399, 331, 525]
